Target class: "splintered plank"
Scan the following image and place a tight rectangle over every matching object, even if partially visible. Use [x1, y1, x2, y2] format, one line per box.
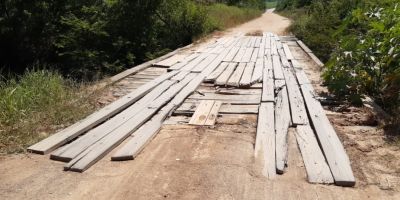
[223, 47, 240, 62]
[233, 47, 246, 62]
[215, 62, 237, 86]
[278, 49, 291, 68]
[239, 62, 255, 88]
[282, 67, 308, 125]
[241, 47, 254, 63]
[275, 85, 291, 174]
[227, 63, 246, 87]
[27, 71, 179, 155]
[300, 83, 355, 186]
[204, 101, 222, 126]
[50, 80, 177, 162]
[65, 74, 197, 172]
[272, 55, 284, 80]
[261, 66, 274, 102]
[283, 44, 294, 60]
[295, 125, 334, 184]
[205, 62, 229, 82]
[188, 93, 260, 104]
[154, 54, 187, 67]
[255, 102, 276, 179]
[189, 100, 215, 125]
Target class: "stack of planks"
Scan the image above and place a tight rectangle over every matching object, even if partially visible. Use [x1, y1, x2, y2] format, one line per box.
[28, 32, 355, 187]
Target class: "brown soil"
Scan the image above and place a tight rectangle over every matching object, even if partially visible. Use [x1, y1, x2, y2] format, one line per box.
[1, 10, 400, 200]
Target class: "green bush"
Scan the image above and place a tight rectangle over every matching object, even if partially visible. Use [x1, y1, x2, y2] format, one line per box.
[324, 1, 400, 112]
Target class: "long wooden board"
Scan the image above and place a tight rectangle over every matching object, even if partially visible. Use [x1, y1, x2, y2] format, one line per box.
[50, 80, 177, 161]
[275, 85, 291, 174]
[65, 74, 197, 172]
[239, 62, 255, 88]
[296, 125, 334, 184]
[241, 47, 254, 63]
[205, 62, 229, 82]
[204, 101, 222, 126]
[300, 83, 355, 186]
[154, 54, 187, 67]
[175, 102, 259, 114]
[28, 71, 179, 154]
[282, 67, 308, 125]
[227, 63, 246, 87]
[255, 102, 276, 179]
[261, 66, 274, 102]
[251, 57, 264, 83]
[215, 62, 237, 86]
[282, 44, 294, 60]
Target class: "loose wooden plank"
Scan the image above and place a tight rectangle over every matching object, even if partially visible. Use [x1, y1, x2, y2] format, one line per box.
[255, 102, 276, 179]
[27, 71, 179, 154]
[300, 83, 355, 186]
[168, 53, 199, 71]
[111, 107, 168, 161]
[241, 47, 254, 63]
[295, 125, 334, 184]
[154, 54, 187, 67]
[261, 66, 274, 102]
[189, 100, 215, 125]
[227, 63, 246, 87]
[233, 47, 246, 62]
[251, 57, 264, 83]
[297, 40, 312, 53]
[239, 62, 255, 88]
[191, 53, 219, 73]
[250, 48, 259, 62]
[275, 85, 291, 174]
[272, 55, 284, 80]
[282, 44, 294, 60]
[50, 80, 177, 161]
[171, 70, 190, 81]
[65, 74, 197, 172]
[223, 47, 240, 62]
[205, 62, 229, 82]
[215, 62, 237, 86]
[282, 67, 308, 125]
[188, 93, 260, 102]
[204, 101, 222, 126]
[278, 49, 291, 68]
[180, 53, 209, 71]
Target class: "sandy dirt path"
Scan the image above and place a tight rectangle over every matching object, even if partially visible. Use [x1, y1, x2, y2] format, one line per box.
[1, 10, 400, 200]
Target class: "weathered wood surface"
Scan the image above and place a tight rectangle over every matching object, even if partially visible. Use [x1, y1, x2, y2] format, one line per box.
[261, 66, 274, 102]
[176, 102, 259, 114]
[272, 55, 284, 80]
[28, 71, 178, 154]
[250, 48, 259, 62]
[215, 62, 237, 86]
[233, 47, 246, 62]
[205, 62, 229, 82]
[227, 63, 246, 87]
[168, 53, 199, 71]
[154, 54, 187, 67]
[295, 125, 334, 184]
[297, 40, 312, 53]
[188, 100, 215, 125]
[251, 57, 264, 83]
[50, 80, 176, 162]
[241, 47, 254, 63]
[191, 53, 218, 72]
[309, 52, 324, 67]
[239, 62, 255, 88]
[282, 44, 294, 60]
[300, 83, 355, 186]
[275, 85, 291, 174]
[204, 101, 222, 126]
[188, 93, 261, 104]
[255, 102, 276, 179]
[282, 67, 308, 125]
[223, 47, 239, 62]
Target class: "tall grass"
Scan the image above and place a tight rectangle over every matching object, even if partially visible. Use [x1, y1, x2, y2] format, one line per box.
[206, 3, 263, 30]
[0, 70, 96, 154]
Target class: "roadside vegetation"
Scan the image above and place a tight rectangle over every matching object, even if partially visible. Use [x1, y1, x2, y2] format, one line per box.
[0, 0, 265, 154]
[277, 0, 399, 128]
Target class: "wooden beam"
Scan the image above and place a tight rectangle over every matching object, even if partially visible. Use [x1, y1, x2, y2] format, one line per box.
[275, 85, 291, 174]
[28, 71, 179, 154]
[295, 125, 334, 184]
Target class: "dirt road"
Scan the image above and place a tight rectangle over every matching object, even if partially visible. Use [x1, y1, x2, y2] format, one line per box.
[1, 10, 400, 200]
